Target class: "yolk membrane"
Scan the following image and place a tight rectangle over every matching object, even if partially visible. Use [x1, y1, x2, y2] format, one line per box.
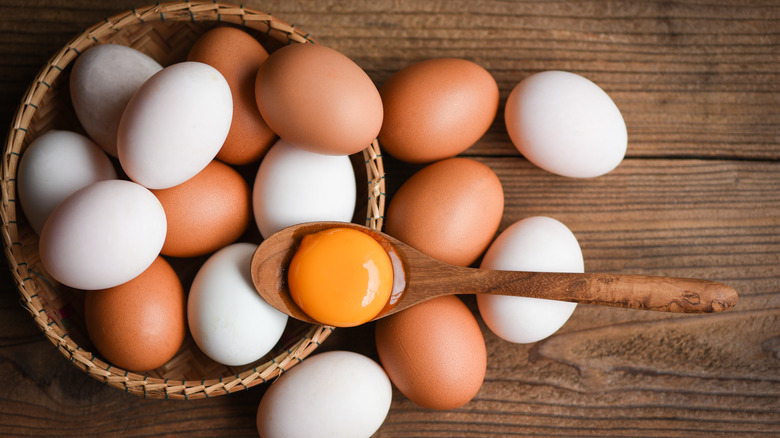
[287, 227, 393, 327]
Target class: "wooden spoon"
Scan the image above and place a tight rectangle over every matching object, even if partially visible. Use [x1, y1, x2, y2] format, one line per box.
[250, 221, 739, 325]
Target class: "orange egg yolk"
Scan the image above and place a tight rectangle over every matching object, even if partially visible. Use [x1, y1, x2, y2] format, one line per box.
[287, 227, 393, 327]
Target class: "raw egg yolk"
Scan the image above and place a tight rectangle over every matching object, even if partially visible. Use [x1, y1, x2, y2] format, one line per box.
[288, 227, 393, 327]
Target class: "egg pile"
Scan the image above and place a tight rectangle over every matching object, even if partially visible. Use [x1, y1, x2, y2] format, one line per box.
[17, 27, 378, 373]
[16, 22, 628, 437]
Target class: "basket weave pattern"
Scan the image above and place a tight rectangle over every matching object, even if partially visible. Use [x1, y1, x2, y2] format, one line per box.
[1, 1, 386, 400]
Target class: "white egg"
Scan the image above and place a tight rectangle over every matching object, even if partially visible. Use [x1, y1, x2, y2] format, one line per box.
[17, 130, 117, 235]
[38, 179, 166, 290]
[117, 61, 233, 189]
[477, 216, 584, 344]
[70, 44, 162, 156]
[253, 139, 357, 238]
[505, 70, 627, 178]
[257, 350, 392, 438]
[187, 243, 288, 366]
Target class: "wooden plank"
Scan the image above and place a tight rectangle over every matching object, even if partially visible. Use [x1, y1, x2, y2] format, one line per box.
[1, 1, 778, 159]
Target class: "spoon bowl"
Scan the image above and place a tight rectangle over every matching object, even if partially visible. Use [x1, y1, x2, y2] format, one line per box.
[250, 221, 739, 325]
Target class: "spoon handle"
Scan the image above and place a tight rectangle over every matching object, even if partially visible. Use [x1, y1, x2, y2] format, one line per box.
[418, 266, 738, 313]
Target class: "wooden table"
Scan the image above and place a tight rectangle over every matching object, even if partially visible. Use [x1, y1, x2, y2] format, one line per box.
[1, 1, 778, 436]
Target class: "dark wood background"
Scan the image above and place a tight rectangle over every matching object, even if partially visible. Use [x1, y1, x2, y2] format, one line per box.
[1, 0, 778, 436]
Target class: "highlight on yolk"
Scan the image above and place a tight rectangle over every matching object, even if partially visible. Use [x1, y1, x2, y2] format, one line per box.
[287, 227, 393, 327]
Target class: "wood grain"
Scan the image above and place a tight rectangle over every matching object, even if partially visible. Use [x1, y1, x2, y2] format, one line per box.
[1, 0, 778, 436]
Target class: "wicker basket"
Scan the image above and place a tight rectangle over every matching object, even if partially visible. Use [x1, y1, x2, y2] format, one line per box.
[0, 1, 386, 400]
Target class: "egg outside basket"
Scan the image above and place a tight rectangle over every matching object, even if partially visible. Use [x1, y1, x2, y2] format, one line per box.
[0, 1, 386, 400]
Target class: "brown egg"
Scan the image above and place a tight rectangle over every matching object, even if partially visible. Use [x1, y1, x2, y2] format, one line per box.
[188, 26, 276, 164]
[255, 43, 383, 156]
[152, 160, 251, 258]
[378, 58, 499, 163]
[384, 157, 504, 267]
[375, 295, 486, 410]
[84, 256, 186, 371]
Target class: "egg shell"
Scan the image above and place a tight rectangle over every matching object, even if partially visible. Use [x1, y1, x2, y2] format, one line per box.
[84, 256, 185, 371]
[152, 160, 251, 258]
[39, 179, 167, 290]
[187, 26, 276, 165]
[505, 70, 627, 178]
[384, 157, 504, 267]
[378, 58, 499, 163]
[117, 61, 233, 189]
[255, 43, 383, 156]
[477, 216, 584, 344]
[375, 295, 486, 410]
[70, 44, 162, 156]
[252, 139, 357, 238]
[16, 130, 117, 235]
[256, 350, 392, 438]
[188, 243, 288, 366]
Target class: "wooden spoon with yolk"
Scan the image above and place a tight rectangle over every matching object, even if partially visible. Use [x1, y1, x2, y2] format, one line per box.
[250, 221, 739, 326]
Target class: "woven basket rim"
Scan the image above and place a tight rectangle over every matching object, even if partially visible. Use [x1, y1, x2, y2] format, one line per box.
[1, 1, 386, 400]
